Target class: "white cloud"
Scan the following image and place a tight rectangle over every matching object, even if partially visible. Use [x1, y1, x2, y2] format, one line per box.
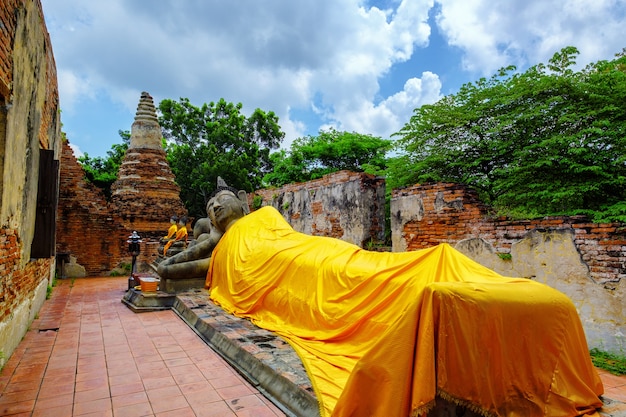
[278, 111, 307, 149]
[42, 0, 437, 144]
[42, 0, 625, 157]
[435, 0, 626, 76]
[55, 70, 94, 114]
[68, 142, 84, 159]
[325, 72, 442, 139]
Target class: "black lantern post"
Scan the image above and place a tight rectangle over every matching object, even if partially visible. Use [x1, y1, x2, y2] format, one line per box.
[127, 231, 142, 290]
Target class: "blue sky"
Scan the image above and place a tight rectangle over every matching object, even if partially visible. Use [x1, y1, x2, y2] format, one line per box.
[41, 0, 625, 158]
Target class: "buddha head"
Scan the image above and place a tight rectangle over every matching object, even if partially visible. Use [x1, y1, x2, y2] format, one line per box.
[206, 177, 249, 232]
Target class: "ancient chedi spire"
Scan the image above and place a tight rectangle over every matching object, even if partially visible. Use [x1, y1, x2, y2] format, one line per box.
[129, 91, 162, 150]
[110, 92, 187, 233]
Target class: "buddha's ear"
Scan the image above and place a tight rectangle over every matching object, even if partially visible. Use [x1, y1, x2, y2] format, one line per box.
[238, 190, 250, 214]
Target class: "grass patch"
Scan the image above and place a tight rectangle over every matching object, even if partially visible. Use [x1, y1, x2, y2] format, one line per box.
[497, 252, 512, 261]
[46, 274, 57, 299]
[590, 348, 626, 375]
[252, 195, 263, 210]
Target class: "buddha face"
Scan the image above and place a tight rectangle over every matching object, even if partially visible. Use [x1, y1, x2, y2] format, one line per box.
[207, 190, 246, 232]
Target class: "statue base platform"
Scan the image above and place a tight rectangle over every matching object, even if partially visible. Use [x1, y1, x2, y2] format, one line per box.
[148, 260, 206, 293]
[159, 276, 206, 293]
[121, 288, 176, 312]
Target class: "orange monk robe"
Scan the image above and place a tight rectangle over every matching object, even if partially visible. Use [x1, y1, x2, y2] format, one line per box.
[164, 223, 178, 239]
[176, 225, 188, 242]
[164, 225, 188, 255]
[207, 206, 603, 417]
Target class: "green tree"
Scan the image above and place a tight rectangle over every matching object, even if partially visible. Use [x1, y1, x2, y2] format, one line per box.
[159, 98, 284, 218]
[78, 130, 129, 199]
[391, 46, 626, 221]
[264, 129, 391, 187]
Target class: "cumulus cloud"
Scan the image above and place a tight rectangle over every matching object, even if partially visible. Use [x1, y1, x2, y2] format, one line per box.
[68, 142, 84, 159]
[323, 72, 442, 138]
[41, 0, 625, 156]
[55, 70, 94, 114]
[436, 0, 626, 76]
[42, 0, 435, 142]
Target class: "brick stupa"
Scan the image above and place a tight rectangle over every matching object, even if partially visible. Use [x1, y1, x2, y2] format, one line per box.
[110, 92, 187, 235]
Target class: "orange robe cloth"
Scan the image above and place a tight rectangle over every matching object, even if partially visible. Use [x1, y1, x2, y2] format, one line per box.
[164, 223, 178, 239]
[164, 225, 187, 255]
[206, 206, 603, 417]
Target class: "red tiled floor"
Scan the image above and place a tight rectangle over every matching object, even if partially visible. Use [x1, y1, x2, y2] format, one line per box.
[0, 277, 286, 417]
[598, 369, 626, 403]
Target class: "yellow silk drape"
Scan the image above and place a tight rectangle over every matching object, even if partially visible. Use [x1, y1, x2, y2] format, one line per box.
[206, 206, 603, 417]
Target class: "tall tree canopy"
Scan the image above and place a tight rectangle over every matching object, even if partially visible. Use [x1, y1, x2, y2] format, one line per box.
[263, 129, 391, 187]
[390, 46, 626, 222]
[159, 98, 284, 218]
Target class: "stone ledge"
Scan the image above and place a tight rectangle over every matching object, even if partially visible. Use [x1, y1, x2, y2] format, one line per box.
[160, 277, 205, 293]
[121, 288, 176, 312]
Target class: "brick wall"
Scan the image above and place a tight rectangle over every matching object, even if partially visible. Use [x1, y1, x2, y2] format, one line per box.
[0, 0, 61, 364]
[0, 227, 50, 320]
[0, 0, 18, 98]
[391, 182, 626, 285]
[56, 140, 148, 275]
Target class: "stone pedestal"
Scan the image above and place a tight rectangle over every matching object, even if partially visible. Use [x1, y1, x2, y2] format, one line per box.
[160, 276, 206, 293]
[121, 288, 176, 312]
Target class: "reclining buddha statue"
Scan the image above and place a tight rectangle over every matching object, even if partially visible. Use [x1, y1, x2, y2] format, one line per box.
[163, 178, 604, 416]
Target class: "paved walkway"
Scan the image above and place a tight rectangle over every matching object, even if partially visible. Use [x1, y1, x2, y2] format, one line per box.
[0, 277, 286, 417]
[1, 276, 625, 416]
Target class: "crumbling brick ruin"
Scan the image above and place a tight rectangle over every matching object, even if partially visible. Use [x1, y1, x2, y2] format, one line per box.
[252, 171, 386, 247]
[0, 0, 62, 368]
[56, 140, 128, 275]
[56, 92, 188, 276]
